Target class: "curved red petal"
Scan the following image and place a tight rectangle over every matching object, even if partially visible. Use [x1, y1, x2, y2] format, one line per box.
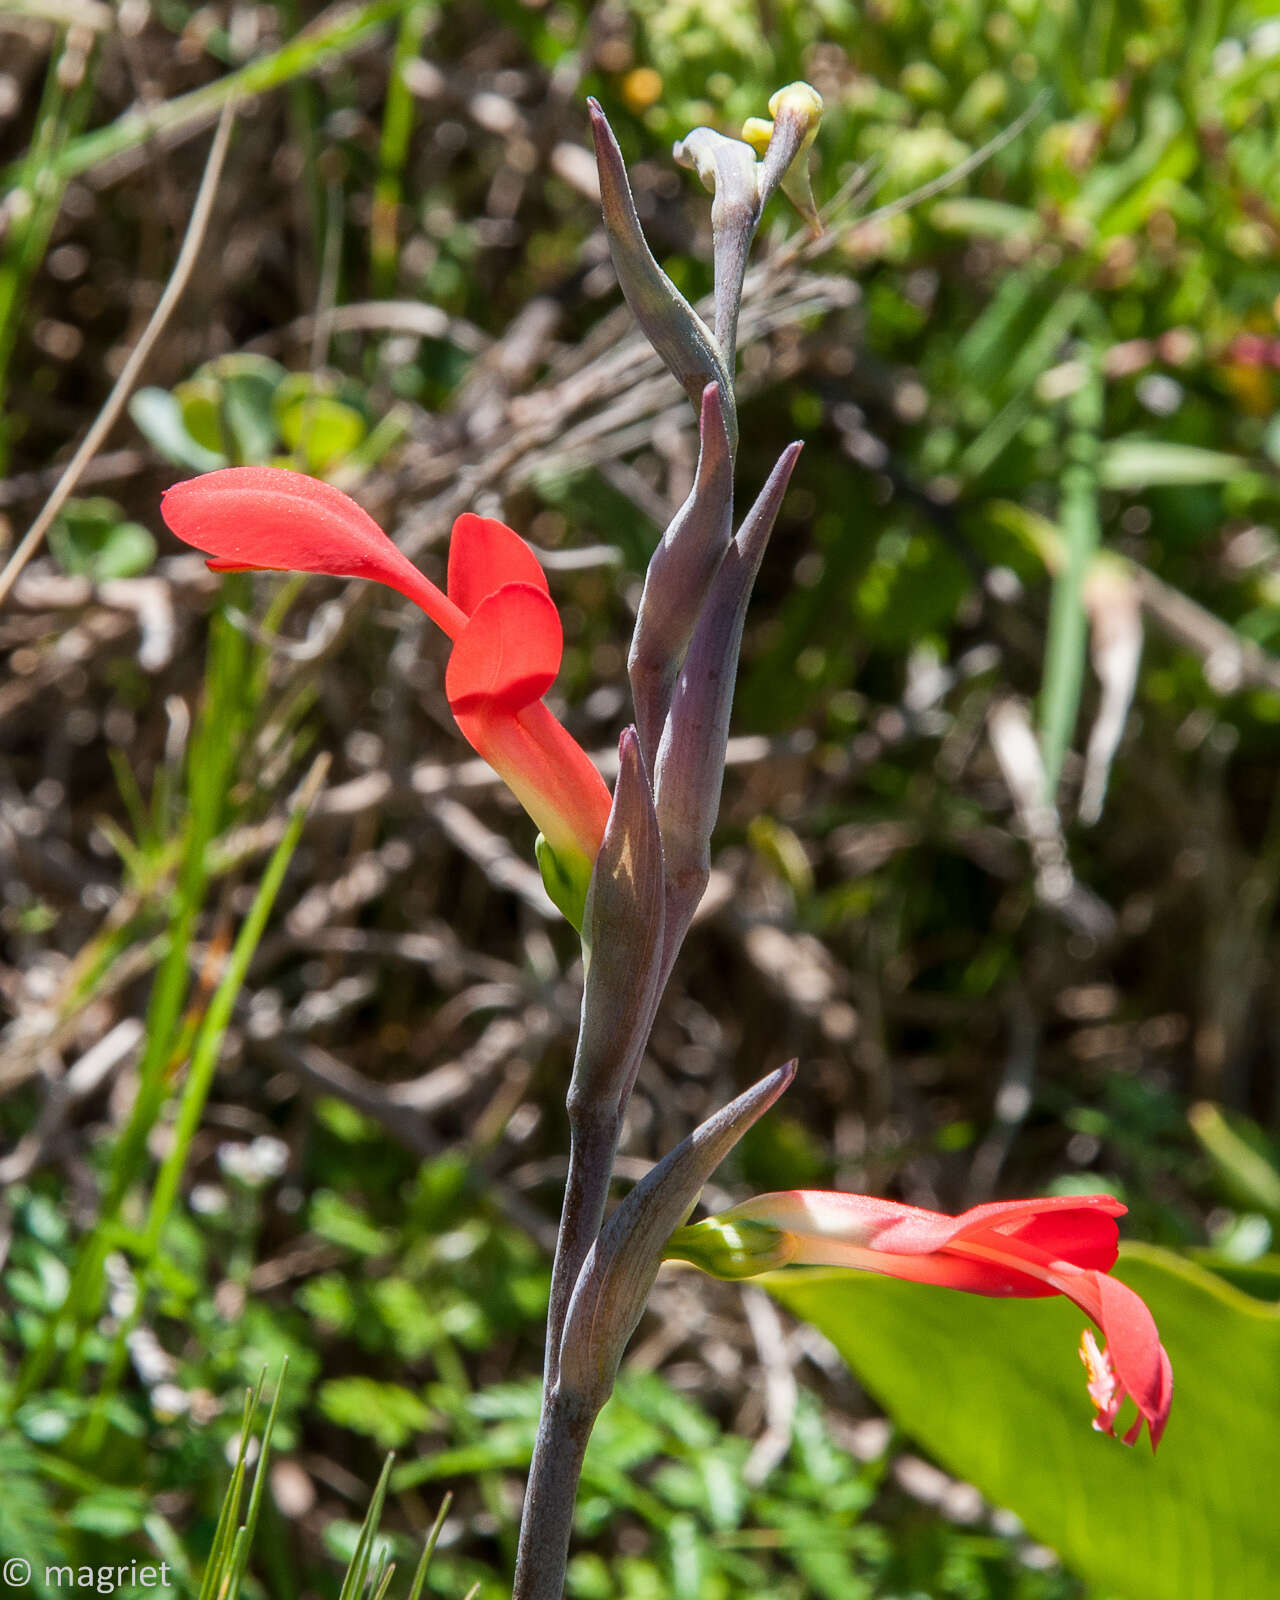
[162, 466, 464, 637]
[1095, 1272, 1174, 1449]
[447, 513, 549, 616]
[445, 582, 563, 715]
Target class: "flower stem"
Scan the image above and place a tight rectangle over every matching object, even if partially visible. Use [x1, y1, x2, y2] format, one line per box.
[511, 1384, 597, 1600]
[512, 1106, 618, 1600]
[544, 1107, 620, 1386]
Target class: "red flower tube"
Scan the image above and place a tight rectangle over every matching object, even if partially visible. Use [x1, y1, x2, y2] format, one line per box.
[161, 467, 612, 923]
[668, 1190, 1172, 1449]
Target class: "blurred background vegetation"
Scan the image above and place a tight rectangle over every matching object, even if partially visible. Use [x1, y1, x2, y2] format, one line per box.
[1, 0, 1279, 1596]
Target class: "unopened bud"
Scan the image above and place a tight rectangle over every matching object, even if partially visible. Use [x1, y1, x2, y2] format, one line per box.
[567, 728, 666, 1121]
[673, 129, 761, 367]
[628, 384, 733, 770]
[654, 443, 801, 957]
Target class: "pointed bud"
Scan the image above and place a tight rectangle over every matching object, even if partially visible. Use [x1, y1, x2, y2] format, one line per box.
[566, 729, 666, 1121]
[628, 384, 734, 771]
[557, 1060, 797, 1402]
[588, 100, 736, 444]
[673, 127, 761, 368]
[653, 443, 801, 956]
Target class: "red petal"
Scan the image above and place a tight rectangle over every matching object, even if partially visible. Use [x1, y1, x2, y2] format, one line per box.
[453, 699, 612, 863]
[1095, 1272, 1174, 1449]
[162, 467, 464, 637]
[871, 1194, 1123, 1258]
[445, 582, 562, 715]
[447, 513, 549, 616]
[993, 1207, 1119, 1272]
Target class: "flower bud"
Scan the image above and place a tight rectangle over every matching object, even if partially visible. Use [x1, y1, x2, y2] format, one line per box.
[744, 81, 824, 231]
[628, 384, 733, 770]
[673, 128, 761, 368]
[654, 443, 801, 956]
[566, 728, 665, 1122]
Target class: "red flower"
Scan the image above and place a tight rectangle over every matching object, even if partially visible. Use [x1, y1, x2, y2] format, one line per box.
[161, 467, 612, 921]
[670, 1190, 1173, 1449]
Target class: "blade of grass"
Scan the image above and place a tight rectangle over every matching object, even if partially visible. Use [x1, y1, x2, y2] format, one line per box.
[140, 749, 330, 1256]
[197, 1376, 267, 1600]
[1039, 344, 1103, 801]
[370, 0, 433, 295]
[338, 1454, 397, 1600]
[405, 1493, 452, 1600]
[10, 595, 252, 1410]
[76, 752, 330, 1450]
[226, 1364, 289, 1600]
[0, 28, 100, 467]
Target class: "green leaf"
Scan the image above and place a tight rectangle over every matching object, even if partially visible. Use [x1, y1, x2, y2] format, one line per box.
[211, 354, 285, 464]
[175, 376, 229, 456]
[47, 497, 157, 580]
[1099, 439, 1249, 489]
[129, 387, 228, 472]
[768, 1246, 1280, 1600]
[318, 1377, 433, 1451]
[277, 392, 367, 473]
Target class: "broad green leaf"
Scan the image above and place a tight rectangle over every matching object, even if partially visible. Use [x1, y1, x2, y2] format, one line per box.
[47, 498, 156, 580]
[128, 386, 227, 472]
[175, 376, 228, 456]
[210, 354, 285, 464]
[768, 1246, 1280, 1600]
[278, 394, 366, 473]
[1186, 1249, 1280, 1302]
[1099, 439, 1249, 489]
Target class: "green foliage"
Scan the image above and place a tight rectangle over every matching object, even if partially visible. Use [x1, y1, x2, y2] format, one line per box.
[48, 497, 157, 581]
[318, 1378, 434, 1451]
[395, 1372, 1075, 1600]
[130, 354, 408, 478]
[769, 1248, 1280, 1600]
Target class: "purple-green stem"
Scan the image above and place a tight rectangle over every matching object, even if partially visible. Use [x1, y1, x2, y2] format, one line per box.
[512, 1109, 618, 1600]
[511, 1382, 599, 1600]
